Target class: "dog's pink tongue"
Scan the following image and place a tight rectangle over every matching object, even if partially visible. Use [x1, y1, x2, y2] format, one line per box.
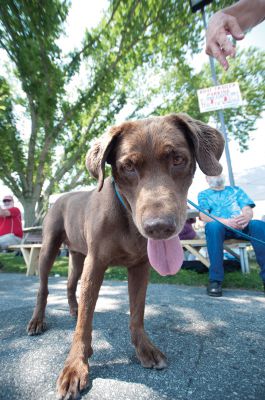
[147, 236, 184, 276]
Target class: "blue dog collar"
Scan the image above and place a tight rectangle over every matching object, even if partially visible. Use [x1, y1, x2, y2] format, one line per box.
[112, 178, 127, 209]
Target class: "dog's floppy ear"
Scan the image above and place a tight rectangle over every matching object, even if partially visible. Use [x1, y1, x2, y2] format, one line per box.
[86, 126, 122, 191]
[169, 113, 225, 176]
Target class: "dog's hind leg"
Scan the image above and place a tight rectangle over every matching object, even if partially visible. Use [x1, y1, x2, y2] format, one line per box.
[27, 230, 63, 336]
[128, 262, 167, 370]
[67, 251, 85, 317]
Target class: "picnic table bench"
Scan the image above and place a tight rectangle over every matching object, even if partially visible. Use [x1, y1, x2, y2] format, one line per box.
[8, 243, 72, 276]
[181, 238, 251, 273]
[9, 244, 43, 276]
[8, 215, 251, 275]
[9, 238, 251, 276]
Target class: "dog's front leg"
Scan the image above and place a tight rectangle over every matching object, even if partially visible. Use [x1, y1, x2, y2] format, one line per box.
[56, 254, 105, 400]
[128, 263, 167, 370]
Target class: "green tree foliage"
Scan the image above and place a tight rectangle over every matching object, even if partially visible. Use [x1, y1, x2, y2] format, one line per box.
[0, 76, 26, 183]
[0, 0, 260, 225]
[136, 47, 265, 151]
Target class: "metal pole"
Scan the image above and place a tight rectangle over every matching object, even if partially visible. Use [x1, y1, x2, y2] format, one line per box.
[201, 7, 235, 186]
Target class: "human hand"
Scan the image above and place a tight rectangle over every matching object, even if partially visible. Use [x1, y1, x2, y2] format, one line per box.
[223, 218, 243, 230]
[233, 214, 250, 230]
[206, 11, 245, 70]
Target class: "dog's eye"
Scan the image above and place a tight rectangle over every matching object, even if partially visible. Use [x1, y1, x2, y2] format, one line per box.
[172, 155, 184, 166]
[123, 161, 136, 174]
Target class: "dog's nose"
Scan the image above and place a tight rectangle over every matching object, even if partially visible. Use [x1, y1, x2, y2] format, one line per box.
[143, 216, 177, 239]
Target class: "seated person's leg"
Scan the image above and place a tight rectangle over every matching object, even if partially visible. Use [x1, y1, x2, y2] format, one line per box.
[246, 220, 265, 285]
[205, 221, 226, 283]
[0, 234, 22, 250]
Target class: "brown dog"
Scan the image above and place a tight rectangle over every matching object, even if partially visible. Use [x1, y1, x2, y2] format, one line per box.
[27, 113, 224, 399]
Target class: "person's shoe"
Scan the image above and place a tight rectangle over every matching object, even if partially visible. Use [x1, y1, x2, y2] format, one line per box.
[207, 281, 222, 297]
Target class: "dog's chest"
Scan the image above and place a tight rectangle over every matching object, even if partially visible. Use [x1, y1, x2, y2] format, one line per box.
[110, 236, 148, 267]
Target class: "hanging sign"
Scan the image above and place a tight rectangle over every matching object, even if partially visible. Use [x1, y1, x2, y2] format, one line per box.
[197, 82, 243, 113]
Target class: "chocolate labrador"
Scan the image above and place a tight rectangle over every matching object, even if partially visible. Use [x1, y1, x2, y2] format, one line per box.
[27, 113, 224, 399]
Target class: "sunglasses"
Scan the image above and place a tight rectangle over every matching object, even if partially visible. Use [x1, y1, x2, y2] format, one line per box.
[3, 200, 12, 203]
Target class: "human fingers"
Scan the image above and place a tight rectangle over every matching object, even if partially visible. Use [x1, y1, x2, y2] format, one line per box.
[206, 13, 244, 69]
[232, 218, 248, 230]
[216, 31, 236, 57]
[235, 216, 248, 225]
[229, 220, 242, 230]
[206, 41, 230, 70]
[226, 219, 236, 228]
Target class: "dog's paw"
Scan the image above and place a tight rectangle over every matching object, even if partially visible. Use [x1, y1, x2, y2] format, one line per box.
[56, 359, 89, 400]
[27, 318, 47, 336]
[132, 331, 168, 370]
[136, 344, 167, 370]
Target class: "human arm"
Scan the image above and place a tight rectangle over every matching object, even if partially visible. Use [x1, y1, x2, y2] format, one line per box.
[0, 206, 11, 217]
[200, 202, 253, 230]
[199, 211, 241, 228]
[232, 187, 255, 228]
[206, 0, 265, 69]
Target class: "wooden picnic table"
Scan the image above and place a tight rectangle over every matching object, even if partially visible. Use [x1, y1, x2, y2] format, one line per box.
[180, 238, 251, 273]
[8, 243, 72, 276]
[23, 226, 42, 232]
[8, 215, 251, 276]
[9, 244, 42, 276]
[9, 237, 251, 276]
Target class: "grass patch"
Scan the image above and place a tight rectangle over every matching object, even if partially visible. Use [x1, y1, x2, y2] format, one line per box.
[0, 253, 263, 292]
[0, 253, 69, 276]
[0, 252, 27, 274]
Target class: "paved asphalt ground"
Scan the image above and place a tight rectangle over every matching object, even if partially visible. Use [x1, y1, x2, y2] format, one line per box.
[0, 273, 265, 400]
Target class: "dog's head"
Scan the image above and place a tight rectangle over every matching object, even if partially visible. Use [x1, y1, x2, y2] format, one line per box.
[86, 113, 224, 241]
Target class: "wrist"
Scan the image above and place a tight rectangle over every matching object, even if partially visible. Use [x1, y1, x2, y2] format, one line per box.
[224, 0, 264, 31]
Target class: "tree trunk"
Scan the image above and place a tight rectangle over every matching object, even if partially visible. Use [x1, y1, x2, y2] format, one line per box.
[21, 198, 38, 227]
[35, 196, 49, 225]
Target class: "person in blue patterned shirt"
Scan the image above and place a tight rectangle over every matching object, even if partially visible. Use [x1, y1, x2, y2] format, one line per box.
[198, 175, 265, 297]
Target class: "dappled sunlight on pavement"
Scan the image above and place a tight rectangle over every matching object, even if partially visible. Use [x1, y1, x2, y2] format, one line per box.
[0, 273, 265, 400]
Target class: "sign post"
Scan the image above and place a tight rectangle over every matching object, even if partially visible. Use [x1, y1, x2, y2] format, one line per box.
[190, 0, 236, 186]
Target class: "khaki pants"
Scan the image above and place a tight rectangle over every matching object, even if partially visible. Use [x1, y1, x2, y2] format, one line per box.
[0, 234, 22, 250]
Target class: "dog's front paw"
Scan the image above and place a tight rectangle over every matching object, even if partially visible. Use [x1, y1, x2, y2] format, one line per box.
[56, 359, 89, 400]
[133, 333, 167, 370]
[137, 344, 167, 370]
[27, 317, 47, 336]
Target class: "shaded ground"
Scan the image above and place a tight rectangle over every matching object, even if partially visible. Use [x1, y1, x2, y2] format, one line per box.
[0, 273, 265, 400]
